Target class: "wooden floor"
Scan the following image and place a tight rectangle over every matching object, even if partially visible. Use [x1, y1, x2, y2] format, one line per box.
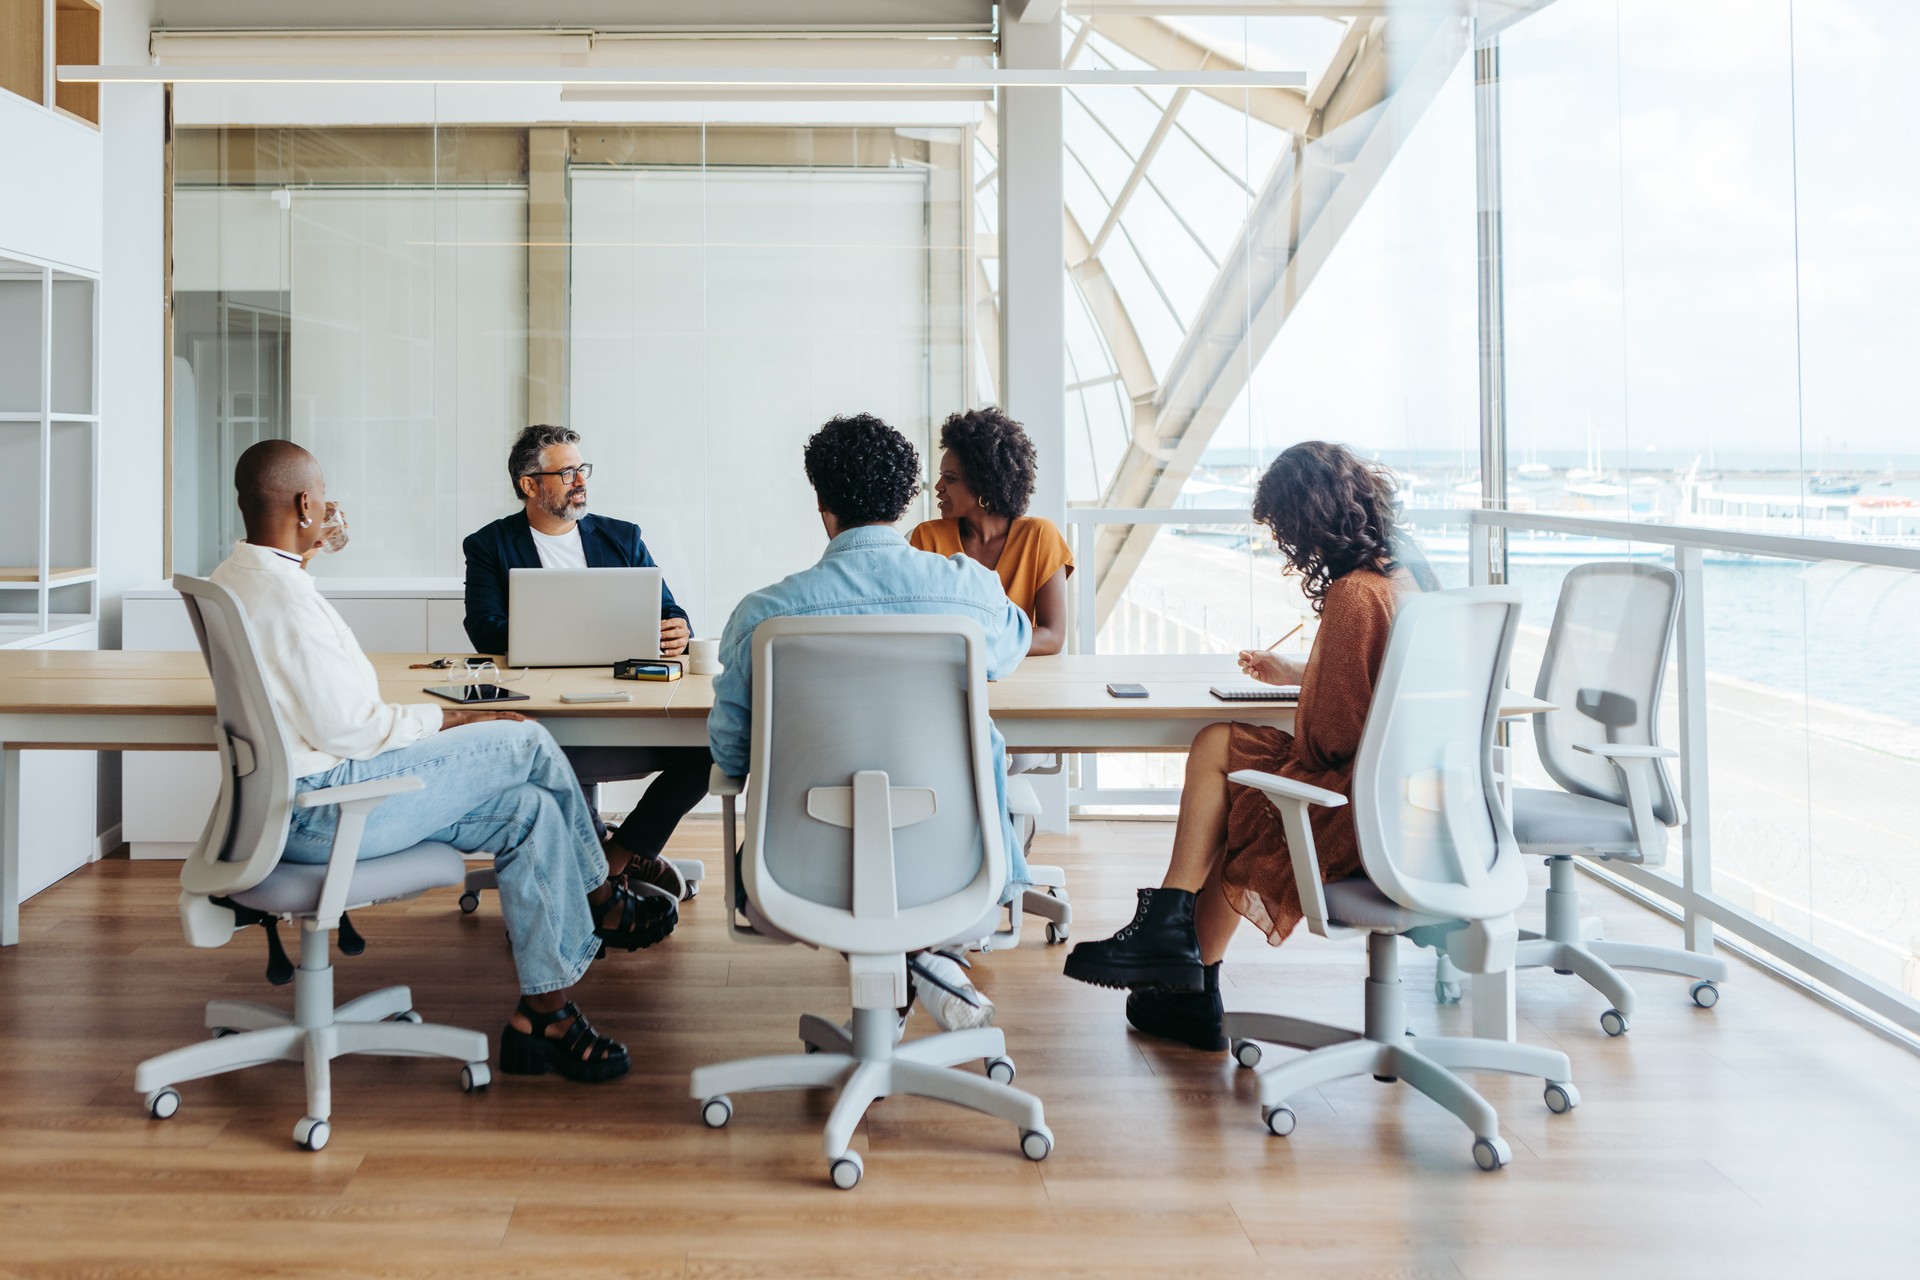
[3, 819, 1918, 1279]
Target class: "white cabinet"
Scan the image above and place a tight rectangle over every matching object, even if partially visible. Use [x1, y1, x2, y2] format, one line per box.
[5, 624, 101, 897]
[427, 599, 471, 654]
[121, 578, 463, 859]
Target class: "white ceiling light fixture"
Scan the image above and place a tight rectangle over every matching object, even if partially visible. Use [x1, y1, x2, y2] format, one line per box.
[58, 65, 1307, 89]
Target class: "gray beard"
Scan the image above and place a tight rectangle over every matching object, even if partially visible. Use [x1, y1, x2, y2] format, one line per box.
[542, 495, 587, 523]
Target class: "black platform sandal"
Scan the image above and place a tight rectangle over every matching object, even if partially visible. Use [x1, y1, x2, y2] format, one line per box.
[499, 1000, 631, 1083]
[594, 879, 678, 952]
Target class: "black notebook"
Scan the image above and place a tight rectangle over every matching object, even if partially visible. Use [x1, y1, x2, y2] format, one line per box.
[1209, 684, 1301, 703]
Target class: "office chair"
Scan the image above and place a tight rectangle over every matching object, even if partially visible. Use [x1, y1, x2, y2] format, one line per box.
[690, 616, 1053, 1190]
[1226, 588, 1579, 1171]
[458, 784, 704, 911]
[1508, 561, 1727, 1036]
[969, 775, 1072, 949]
[135, 576, 491, 1151]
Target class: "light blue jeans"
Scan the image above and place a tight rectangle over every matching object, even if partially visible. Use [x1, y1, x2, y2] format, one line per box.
[285, 720, 606, 996]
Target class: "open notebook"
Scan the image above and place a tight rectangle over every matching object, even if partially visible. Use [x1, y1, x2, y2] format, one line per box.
[1209, 684, 1301, 703]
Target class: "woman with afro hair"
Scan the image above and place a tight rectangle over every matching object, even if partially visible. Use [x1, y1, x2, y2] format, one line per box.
[1062, 441, 1421, 1055]
[909, 407, 1074, 656]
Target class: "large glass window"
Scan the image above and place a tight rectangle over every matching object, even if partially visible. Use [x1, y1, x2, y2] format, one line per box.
[1498, 0, 1920, 1000]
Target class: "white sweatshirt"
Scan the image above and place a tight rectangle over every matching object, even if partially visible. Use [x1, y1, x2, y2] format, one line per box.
[209, 541, 444, 778]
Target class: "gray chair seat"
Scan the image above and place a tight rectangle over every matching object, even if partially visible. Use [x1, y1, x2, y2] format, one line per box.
[1509, 788, 1641, 857]
[229, 842, 467, 915]
[1324, 876, 1455, 932]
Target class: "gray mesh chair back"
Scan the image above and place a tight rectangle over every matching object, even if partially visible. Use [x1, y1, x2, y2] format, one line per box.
[1350, 587, 1529, 926]
[1531, 562, 1681, 826]
[742, 615, 1004, 955]
[173, 575, 298, 898]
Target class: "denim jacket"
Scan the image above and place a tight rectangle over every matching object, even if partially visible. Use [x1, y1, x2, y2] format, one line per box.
[709, 524, 1033, 893]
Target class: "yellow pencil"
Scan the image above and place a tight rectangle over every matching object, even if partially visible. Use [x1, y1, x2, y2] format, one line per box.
[1265, 622, 1304, 651]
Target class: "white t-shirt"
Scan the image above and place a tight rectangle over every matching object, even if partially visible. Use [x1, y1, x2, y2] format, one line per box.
[529, 522, 588, 570]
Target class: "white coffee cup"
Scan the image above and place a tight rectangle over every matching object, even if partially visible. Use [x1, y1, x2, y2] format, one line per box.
[688, 637, 723, 676]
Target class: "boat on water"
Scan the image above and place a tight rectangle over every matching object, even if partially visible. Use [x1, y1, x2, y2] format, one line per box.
[1808, 474, 1863, 496]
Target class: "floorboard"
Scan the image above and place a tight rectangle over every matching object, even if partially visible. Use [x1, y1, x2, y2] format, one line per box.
[1, 817, 1916, 1278]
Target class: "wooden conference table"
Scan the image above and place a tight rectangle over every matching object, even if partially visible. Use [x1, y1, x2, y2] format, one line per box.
[0, 650, 1539, 1039]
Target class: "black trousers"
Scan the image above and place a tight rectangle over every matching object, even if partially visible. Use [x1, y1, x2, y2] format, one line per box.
[562, 745, 712, 860]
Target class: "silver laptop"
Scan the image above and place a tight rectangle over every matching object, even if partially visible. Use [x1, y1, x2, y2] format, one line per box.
[507, 567, 663, 667]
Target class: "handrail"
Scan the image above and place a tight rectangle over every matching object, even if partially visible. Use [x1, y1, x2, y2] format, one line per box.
[1067, 503, 1920, 572]
[1439, 507, 1920, 572]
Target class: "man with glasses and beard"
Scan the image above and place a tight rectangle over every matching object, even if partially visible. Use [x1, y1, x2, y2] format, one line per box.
[462, 424, 709, 902]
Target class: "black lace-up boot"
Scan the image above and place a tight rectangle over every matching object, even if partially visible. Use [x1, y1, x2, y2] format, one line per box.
[1125, 961, 1225, 1050]
[1062, 887, 1205, 991]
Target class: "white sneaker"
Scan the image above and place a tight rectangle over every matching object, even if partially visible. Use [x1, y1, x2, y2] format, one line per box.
[912, 950, 996, 1031]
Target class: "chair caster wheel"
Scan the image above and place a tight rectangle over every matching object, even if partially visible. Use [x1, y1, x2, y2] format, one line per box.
[1544, 1081, 1579, 1114]
[1434, 980, 1462, 1004]
[1045, 922, 1067, 944]
[1020, 1127, 1053, 1161]
[1472, 1136, 1511, 1171]
[985, 1057, 1016, 1085]
[829, 1152, 863, 1189]
[461, 1063, 490, 1093]
[1261, 1105, 1296, 1137]
[294, 1117, 330, 1152]
[1600, 1008, 1629, 1037]
[145, 1088, 180, 1120]
[1690, 981, 1720, 1009]
[702, 1096, 733, 1129]
[1373, 1074, 1398, 1084]
[211, 1027, 237, 1038]
[392, 1010, 423, 1024]
[458, 892, 480, 914]
[1233, 1040, 1262, 1069]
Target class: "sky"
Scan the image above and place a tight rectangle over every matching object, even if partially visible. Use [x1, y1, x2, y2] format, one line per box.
[1164, 0, 1920, 476]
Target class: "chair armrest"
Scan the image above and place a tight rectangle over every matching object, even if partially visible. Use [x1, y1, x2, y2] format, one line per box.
[1571, 744, 1678, 863]
[296, 775, 426, 808]
[305, 776, 424, 928]
[709, 766, 745, 797]
[1572, 743, 1678, 761]
[1229, 768, 1346, 937]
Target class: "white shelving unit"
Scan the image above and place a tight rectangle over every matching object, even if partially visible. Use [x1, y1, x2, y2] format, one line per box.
[0, 249, 101, 901]
[0, 251, 100, 644]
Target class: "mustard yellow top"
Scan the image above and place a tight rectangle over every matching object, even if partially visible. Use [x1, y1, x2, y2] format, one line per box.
[908, 516, 1075, 619]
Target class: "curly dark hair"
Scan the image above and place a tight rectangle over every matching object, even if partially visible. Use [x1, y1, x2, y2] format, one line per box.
[507, 424, 580, 500]
[803, 413, 922, 526]
[938, 406, 1037, 518]
[1251, 441, 1402, 614]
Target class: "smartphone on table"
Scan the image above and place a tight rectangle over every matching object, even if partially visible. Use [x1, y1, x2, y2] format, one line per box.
[424, 684, 530, 704]
[1106, 682, 1149, 699]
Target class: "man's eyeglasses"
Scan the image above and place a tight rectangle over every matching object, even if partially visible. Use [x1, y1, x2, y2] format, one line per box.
[526, 463, 593, 485]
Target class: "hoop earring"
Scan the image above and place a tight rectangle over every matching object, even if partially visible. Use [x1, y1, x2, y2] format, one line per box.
[979, 498, 990, 511]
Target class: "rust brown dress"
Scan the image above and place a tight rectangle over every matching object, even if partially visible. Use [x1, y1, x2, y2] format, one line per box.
[1222, 566, 1413, 945]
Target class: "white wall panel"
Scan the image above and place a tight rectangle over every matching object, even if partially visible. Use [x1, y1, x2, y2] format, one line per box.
[567, 168, 931, 636]
[290, 189, 529, 580]
[0, 94, 103, 275]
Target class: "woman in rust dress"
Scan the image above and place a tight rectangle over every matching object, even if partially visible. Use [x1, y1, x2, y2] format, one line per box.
[1063, 441, 1420, 1051]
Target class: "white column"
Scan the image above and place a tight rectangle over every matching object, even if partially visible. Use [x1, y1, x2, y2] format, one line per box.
[97, 0, 165, 842]
[999, 15, 1065, 528]
[999, 12, 1068, 831]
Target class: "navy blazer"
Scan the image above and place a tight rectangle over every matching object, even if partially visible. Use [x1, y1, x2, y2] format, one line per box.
[461, 511, 690, 656]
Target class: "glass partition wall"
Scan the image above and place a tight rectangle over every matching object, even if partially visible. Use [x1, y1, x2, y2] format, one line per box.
[173, 113, 973, 635]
